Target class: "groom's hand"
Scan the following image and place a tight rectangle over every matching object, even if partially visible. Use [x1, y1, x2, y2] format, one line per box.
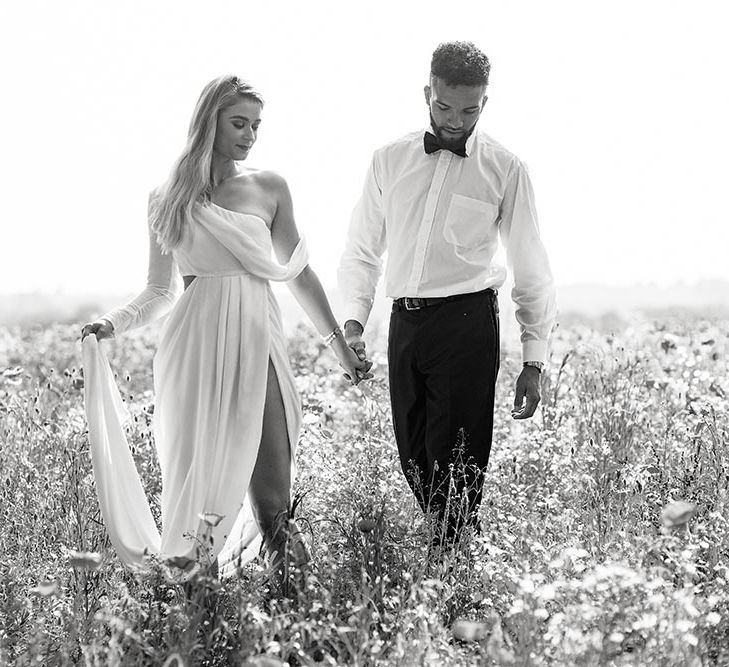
[344, 319, 367, 362]
[511, 366, 541, 419]
[343, 319, 373, 382]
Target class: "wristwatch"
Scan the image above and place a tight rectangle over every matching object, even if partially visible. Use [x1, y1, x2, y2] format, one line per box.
[523, 361, 544, 372]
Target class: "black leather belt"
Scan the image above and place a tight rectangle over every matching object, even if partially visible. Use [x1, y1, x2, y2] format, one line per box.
[393, 288, 495, 312]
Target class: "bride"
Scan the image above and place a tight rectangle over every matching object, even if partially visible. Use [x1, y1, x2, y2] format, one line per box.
[81, 75, 371, 589]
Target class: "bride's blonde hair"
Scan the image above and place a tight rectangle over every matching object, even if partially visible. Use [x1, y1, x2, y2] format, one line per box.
[150, 75, 264, 252]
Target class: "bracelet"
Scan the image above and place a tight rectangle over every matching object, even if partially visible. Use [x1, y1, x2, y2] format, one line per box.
[322, 326, 342, 346]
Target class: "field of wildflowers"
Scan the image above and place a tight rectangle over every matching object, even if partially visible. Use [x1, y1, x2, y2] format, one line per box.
[1, 311, 728, 666]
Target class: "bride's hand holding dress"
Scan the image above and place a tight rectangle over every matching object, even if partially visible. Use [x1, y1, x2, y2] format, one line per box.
[81, 319, 114, 341]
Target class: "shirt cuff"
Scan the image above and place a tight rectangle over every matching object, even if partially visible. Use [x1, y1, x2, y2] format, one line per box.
[522, 339, 549, 365]
[344, 301, 373, 331]
[100, 308, 131, 335]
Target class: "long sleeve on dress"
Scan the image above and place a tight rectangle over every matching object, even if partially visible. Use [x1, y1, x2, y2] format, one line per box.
[102, 204, 179, 335]
[337, 154, 388, 329]
[498, 159, 557, 363]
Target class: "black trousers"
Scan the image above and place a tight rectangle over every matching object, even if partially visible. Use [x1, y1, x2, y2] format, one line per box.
[387, 289, 500, 538]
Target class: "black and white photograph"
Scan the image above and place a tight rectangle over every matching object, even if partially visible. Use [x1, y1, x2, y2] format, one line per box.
[2, 1, 728, 665]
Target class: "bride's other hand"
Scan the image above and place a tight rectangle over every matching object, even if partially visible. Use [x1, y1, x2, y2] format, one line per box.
[81, 319, 114, 341]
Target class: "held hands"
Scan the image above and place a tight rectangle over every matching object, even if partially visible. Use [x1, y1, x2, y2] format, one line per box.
[335, 319, 373, 386]
[335, 342, 373, 386]
[511, 365, 541, 419]
[81, 319, 114, 342]
[344, 319, 367, 363]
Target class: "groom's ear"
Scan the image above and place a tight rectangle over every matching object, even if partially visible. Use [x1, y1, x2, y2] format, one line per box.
[424, 85, 431, 105]
[480, 94, 488, 114]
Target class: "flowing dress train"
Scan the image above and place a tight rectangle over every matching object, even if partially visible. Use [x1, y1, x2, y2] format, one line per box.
[82, 201, 308, 576]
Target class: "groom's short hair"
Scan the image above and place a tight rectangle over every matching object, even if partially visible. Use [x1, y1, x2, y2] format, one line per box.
[430, 41, 491, 88]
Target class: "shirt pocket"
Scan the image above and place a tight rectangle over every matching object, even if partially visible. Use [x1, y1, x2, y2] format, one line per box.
[443, 194, 499, 247]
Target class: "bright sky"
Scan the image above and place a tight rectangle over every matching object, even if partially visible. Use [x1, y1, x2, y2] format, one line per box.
[2, 0, 728, 295]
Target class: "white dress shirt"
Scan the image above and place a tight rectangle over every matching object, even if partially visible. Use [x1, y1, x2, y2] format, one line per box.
[338, 125, 557, 363]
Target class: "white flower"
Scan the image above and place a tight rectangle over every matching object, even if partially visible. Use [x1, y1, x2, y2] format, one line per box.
[198, 512, 225, 527]
[68, 550, 102, 570]
[661, 501, 697, 528]
[29, 581, 58, 597]
[452, 619, 488, 642]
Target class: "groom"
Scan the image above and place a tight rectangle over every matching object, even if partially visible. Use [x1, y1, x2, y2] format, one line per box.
[338, 41, 556, 541]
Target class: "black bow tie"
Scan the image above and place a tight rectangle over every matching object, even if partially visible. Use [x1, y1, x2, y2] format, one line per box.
[423, 131, 467, 158]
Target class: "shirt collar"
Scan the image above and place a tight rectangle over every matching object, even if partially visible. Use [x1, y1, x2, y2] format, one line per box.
[465, 125, 478, 156]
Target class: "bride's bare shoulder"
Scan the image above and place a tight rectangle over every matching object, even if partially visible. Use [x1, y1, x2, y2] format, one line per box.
[214, 170, 291, 215]
[252, 169, 288, 193]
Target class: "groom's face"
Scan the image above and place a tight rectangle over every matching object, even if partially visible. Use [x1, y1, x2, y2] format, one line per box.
[424, 76, 487, 148]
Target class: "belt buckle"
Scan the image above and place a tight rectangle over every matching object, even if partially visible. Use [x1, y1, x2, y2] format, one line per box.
[404, 297, 420, 311]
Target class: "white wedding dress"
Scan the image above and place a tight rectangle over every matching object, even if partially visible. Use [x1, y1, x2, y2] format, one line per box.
[82, 200, 308, 576]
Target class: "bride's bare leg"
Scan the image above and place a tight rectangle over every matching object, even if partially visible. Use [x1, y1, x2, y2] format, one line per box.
[248, 359, 293, 590]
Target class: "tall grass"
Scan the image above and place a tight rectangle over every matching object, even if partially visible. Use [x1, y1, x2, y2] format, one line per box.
[1, 314, 727, 665]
